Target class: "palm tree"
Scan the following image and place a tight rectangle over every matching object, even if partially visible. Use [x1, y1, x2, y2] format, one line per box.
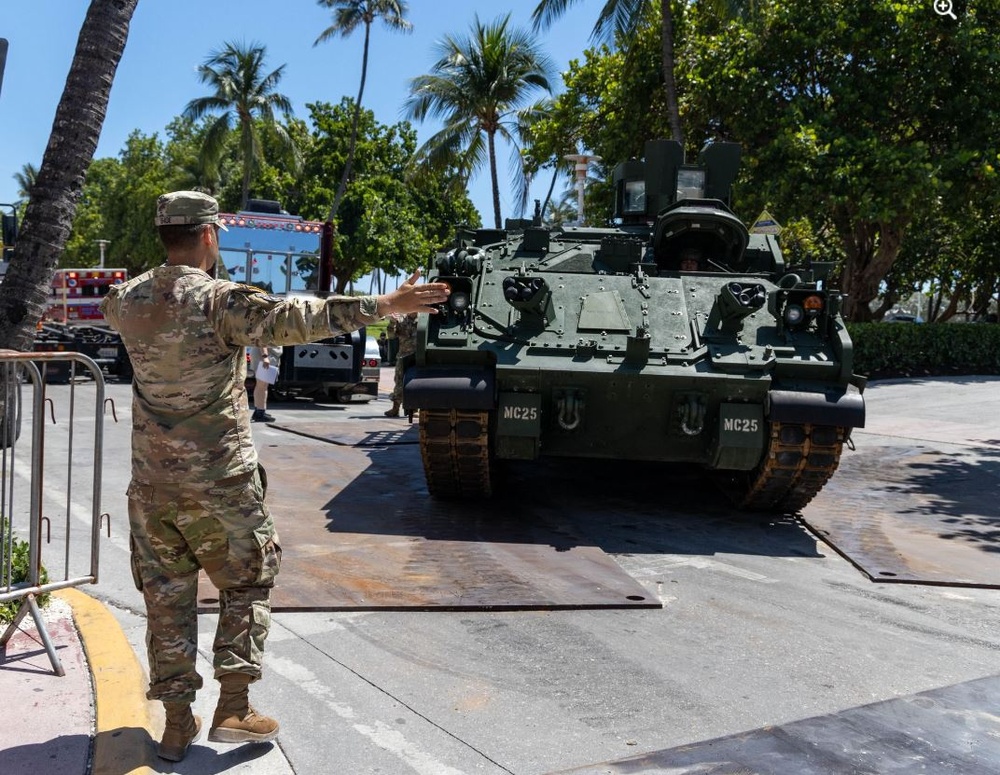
[0, 0, 138, 351]
[13, 163, 38, 201]
[546, 191, 579, 227]
[314, 0, 412, 224]
[183, 41, 299, 209]
[405, 14, 554, 229]
[173, 152, 222, 197]
[514, 96, 584, 220]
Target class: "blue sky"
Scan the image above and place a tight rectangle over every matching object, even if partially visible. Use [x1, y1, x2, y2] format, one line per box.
[0, 0, 604, 237]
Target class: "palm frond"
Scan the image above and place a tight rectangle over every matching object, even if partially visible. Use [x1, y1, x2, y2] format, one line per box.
[530, 0, 582, 33]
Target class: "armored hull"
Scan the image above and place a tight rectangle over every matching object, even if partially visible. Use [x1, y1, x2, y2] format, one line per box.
[405, 141, 865, 513]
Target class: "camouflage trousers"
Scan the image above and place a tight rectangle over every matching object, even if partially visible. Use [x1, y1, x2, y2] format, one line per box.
[126, 465, 281, 704]
[390, 349, 415, 403]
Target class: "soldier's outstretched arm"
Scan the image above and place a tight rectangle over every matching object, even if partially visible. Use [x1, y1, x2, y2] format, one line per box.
[374, 268, 450, 317]
[211, 268, 449, 346]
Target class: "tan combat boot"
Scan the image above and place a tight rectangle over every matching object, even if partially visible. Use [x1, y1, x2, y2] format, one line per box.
[208, 673, 280, 743]
[158, 701, 202, 762]
[384, 400, 401, 417]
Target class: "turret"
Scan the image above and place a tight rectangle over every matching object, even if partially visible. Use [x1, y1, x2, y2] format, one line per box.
[612, 139, 748, 272]
[612, 139, 741, 223]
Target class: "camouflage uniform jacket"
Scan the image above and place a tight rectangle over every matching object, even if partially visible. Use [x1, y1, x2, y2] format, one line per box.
[387, 313, 419, 358]
[101, 265, 379, 485]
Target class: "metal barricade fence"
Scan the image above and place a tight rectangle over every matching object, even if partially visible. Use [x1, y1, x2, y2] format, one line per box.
[0, 350, 107, 676]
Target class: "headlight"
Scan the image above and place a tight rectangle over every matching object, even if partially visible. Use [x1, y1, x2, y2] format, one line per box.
[431, 277, 473, 315]
[784, 304, 805, 327]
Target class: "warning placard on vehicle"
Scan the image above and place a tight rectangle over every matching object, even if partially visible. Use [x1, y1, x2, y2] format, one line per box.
[750, 209, 782, 235]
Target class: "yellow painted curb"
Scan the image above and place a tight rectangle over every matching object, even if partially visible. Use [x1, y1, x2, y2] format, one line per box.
[57, 588, 158, 775]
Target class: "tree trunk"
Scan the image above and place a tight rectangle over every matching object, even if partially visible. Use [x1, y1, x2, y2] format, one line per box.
[327, 25, 371, 224]
[0, 0, 138, 351]
[839, 216, 907, 322]
[936, 286, 964, 322]
[929, 282, 945, 322]
[240, 120, 254, 209]
[541, 163, 560, 219]
[333, 266, 359, 295]
[969, 278, 999, 320]
[488, 131, 501, 229]
[660, 0, 683, 145]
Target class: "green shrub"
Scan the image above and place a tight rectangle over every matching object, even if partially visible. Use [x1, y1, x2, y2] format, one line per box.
[1, 519, 50, 624]
[848, 322, 1000, 380]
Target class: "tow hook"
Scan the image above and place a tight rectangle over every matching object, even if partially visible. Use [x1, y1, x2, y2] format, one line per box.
[678, 394, 705, 436]
[555, 389, 583, 431]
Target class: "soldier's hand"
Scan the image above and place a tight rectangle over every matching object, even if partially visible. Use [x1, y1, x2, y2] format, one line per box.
[379, 268, 450, 316]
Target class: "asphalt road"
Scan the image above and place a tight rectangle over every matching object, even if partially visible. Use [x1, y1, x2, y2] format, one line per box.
[25, 372, 1000, 774]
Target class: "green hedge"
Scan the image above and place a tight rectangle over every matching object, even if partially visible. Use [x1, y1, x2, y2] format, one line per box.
[848, 322, 1000, 380]
[1, 519, 49, 623]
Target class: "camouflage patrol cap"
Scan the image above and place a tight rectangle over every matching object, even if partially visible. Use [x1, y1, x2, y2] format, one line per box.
[154, 190, 228, 230]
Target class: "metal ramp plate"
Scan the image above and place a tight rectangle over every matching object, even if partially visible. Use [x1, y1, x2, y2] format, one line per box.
[549, 675, 1000, 774]
[197, 425, 658, 612]
[801, 445, 1000, 588]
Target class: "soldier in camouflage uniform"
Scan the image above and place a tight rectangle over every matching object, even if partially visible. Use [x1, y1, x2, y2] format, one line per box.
[100, 191, 449, 762]
[383, 311, 418, 417]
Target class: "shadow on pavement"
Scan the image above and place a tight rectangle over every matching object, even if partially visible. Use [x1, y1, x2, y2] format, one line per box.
[804, 445, 1000, 587]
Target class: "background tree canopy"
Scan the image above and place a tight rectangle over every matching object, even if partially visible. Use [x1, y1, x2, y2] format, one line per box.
[526, 0, 1000, 321]
[7, 0, 998, 332]
[685, 0, 1000, 321]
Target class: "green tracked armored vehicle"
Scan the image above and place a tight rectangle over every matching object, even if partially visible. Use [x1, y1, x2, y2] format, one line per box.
[404, 139, 866, 513]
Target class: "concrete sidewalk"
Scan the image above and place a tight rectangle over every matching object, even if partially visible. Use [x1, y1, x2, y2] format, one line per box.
[0, 587, 160, 774]
[0, 588, 295, 775]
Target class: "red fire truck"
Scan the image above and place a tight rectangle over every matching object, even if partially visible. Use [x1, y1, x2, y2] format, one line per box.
[43, 267, 128, 324]
[34, 267, 132, 382]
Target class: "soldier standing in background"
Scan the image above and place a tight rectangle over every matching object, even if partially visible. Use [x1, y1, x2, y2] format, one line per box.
[100, 191, 449, 763]
[384, 311, 418, 417]
[377, 330, 388, 361]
